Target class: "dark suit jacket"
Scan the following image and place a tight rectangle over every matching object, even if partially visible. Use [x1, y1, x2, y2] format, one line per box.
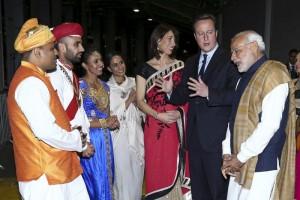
[170, 47, 240, 152]
[286, 63, 298, 79]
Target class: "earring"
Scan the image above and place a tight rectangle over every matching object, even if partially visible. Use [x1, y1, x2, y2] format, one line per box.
[157, 40, 161, 51]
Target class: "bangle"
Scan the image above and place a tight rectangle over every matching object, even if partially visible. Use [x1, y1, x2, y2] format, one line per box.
[98, 119, 108, 128]
[153, 112, 159, 119]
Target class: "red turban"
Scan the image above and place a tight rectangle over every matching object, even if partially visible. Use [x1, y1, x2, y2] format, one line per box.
[52, 22, 83, 41]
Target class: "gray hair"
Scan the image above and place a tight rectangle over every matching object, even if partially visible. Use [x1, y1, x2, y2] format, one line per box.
[232, 30, 265, 52]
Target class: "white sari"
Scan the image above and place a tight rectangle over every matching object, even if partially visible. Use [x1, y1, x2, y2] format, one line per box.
[107, 76, 144, 200]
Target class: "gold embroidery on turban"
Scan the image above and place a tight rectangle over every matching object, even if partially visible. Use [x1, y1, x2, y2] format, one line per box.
[14, 18, 55, 53]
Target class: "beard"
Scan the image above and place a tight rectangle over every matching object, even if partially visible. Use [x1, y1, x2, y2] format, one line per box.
[65, 50, 82, 64]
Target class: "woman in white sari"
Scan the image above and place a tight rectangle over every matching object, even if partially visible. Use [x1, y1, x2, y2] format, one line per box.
[107, 53, 144, 200]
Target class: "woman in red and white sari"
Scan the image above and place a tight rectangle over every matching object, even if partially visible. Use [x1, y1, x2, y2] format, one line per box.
[136, 24, 191, 200]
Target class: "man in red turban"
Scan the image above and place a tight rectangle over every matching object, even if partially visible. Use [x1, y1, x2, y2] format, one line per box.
[48, 23, 94, 156]
[52, 22, 83, 41]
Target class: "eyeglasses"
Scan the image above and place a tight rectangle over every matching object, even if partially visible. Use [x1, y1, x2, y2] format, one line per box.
[231, 41, 254, 56]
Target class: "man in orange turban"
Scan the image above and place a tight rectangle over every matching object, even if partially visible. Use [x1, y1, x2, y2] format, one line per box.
[14, 18, 55, 53]
[7, 18, 90, 200]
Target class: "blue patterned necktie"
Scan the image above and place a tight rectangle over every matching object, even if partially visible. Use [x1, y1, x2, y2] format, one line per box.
[198, 54, 208, 77]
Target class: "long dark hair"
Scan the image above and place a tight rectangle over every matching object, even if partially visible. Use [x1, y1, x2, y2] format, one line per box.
[149, 24, 179, 60]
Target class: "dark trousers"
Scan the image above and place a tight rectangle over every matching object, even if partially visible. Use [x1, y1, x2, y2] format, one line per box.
[189, 146, 228, 200]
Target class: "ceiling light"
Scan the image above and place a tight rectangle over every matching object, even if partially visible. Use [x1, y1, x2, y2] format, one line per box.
[133, 8, 140, 13]
[147, 18, 153, 21]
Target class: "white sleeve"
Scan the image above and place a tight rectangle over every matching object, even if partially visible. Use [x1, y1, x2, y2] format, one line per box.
[48, 68, 64, 102]
[79, 98, 90, 142]
[237, 83, 289, 163]
[15, 77, 83, 152]
[222, 124, 232, 155]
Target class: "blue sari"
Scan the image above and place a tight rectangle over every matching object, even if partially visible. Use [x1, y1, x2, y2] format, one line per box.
[80, 79, 114, 200]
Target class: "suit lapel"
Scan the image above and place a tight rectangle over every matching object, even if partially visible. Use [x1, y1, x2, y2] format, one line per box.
[192, 52, 201, 79]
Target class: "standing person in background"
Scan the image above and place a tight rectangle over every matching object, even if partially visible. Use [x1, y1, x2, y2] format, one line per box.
[136, 24, 191, 200]
[49, 22, 93, 154]
[222, 30, 295, 200]
[107, 53, 144, 200]
[286, 49, 298, 79]
[80, 48, 119, 200]
[157, 14, 239, 200]
[8, 18, 90, 200]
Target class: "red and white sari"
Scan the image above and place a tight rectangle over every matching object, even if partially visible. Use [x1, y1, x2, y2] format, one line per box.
[141, 60, 191, 200]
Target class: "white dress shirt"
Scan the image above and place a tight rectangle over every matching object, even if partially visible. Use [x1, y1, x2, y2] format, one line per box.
[198, 43, 219, 74]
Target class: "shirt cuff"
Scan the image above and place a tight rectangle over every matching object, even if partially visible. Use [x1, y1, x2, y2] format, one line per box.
[222, 143, 231, 155]
[167, 91, 172, 99]
[237, 151, 248, 163]
[206, 88, 209, 100]
[82, 143, 88, 151]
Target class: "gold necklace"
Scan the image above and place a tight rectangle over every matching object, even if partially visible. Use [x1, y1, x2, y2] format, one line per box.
[85, 79, 109, 114]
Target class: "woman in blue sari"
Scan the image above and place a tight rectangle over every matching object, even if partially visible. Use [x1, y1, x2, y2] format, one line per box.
[79, 48, 119, 200]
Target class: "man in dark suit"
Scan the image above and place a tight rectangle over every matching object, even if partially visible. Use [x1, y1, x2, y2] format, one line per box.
[156, 14, 240, 199]
[286, 48, 298, 79]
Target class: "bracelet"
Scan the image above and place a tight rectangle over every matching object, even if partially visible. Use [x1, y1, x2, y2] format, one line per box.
[98, 119, 108, 128]
[153, 112, 159, 119]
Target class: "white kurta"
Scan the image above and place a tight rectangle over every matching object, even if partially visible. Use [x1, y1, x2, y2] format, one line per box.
[107, 76, 144, 200]
[15, 76, 89, 200]
[48, 60, 90, 137]
[222, 83, 288, 200]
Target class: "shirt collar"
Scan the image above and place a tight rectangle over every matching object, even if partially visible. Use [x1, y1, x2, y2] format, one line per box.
[57, 59, 73, 72]
[201, 43, 219, 58]
[21, 60, 47, 77]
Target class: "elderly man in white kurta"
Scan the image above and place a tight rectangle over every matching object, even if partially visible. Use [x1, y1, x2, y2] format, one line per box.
[221, 30, 295, 200]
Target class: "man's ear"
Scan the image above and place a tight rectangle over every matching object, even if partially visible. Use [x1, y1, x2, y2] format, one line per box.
[32, 47, 41, 58]
[107, 66, 112, 73]
[250, 41, 259, 53]
[57, 42, 66, 53]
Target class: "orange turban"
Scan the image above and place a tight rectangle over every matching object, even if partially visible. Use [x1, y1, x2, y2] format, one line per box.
[52, 22, 83, 41]
[14, 18, 55, 53]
